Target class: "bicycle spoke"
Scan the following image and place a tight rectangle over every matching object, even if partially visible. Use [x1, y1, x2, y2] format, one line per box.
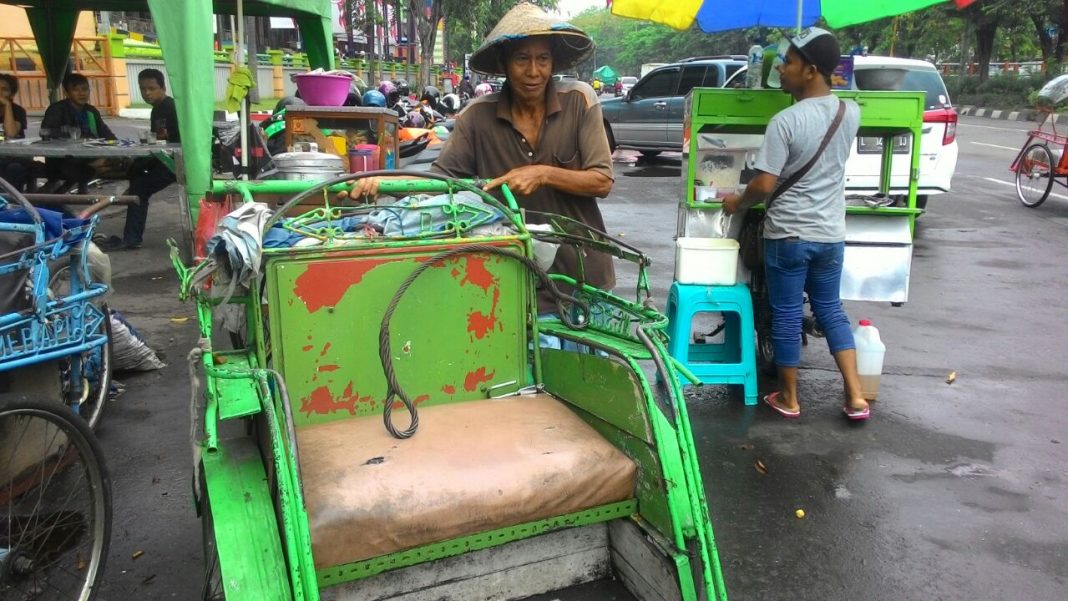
[0, 402, 109, 601]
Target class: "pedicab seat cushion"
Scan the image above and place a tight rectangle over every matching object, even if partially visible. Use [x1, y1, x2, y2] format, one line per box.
[296, 393, 637, 568]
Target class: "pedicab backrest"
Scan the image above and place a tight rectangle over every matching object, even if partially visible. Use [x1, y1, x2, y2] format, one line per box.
[263, 237, 531, 429]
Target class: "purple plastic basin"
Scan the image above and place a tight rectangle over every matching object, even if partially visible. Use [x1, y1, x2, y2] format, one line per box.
[294, 73, 351, 106]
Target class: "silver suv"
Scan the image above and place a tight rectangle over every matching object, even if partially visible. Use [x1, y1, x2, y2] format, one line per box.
[600, 56, 746, 157]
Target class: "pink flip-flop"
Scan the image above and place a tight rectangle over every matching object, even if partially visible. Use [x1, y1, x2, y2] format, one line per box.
[843, 404, 871, 421]
[764, 392, 800, 419]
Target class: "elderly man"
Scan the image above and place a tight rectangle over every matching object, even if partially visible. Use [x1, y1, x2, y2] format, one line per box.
[352, 2, 615, 319]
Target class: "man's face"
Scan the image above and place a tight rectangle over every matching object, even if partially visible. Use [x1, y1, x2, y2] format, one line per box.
[66, 83, 91, 106]
[0, 80, 13, 100]
[505, 38, 553, 104]
[139, 78, 166, 106]
[778, 46, 814, 96]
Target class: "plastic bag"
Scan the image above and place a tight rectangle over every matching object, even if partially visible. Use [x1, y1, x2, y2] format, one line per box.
[109, 310, 166, 372]
[194, 196, 234, 260]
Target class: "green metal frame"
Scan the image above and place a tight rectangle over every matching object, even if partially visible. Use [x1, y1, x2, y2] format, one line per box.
[535, 283, 727, 599]
[318, 500, 638, 587]
[173, 177, 728, 601]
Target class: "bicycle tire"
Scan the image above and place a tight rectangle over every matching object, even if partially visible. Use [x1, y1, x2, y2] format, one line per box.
[750, 269, 777, 377]
[49, 266, 114, 430]
[1016, 143, 1053, 208]
[0, 394, 112, 601]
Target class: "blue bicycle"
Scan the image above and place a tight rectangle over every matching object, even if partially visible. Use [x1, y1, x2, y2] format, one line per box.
[0, 177, 112, 600]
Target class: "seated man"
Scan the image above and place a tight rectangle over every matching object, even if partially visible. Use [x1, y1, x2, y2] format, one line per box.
[0, 73, 31, 190]
[40, 72, 117, 193]
[100, 69, 179, 251]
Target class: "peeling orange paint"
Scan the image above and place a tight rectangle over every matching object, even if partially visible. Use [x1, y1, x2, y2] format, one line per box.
[463, 367, 496, 392]
[302, 345, 314, 352]
[467, 287, 501, 340]
[293, 259, 389, 313]
[318, 364, 340, 372]
[320, 342, 332, 357]
[300, 386, 357, 416]
[442, 384, 456, 394]
[461, 256, 498, 292]
[391, 394, 430, 410]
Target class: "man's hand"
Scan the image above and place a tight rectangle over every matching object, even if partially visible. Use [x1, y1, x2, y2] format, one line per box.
[484, 165, 546, 195]
[721, 192, 743, 215]
[340, 176, 381, 203]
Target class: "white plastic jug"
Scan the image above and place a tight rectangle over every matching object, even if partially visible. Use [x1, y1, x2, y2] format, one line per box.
[852, 319, 886, 401]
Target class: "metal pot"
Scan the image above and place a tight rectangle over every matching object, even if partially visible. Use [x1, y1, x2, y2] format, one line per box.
[270, 151, 344, 181]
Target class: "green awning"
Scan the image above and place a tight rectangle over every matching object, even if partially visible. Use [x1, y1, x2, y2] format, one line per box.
[593, 65, 618, 85]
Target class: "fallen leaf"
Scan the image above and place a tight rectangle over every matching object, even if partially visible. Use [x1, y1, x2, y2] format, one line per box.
[75, 554, 87, 571]
[754, 459, 768, 475]
[151, 476, 160, 485]
[141, 574, 156, 585]
[131, 550, 144, 560]
[946, 371, 957, 384]
[169, 317, 189, 324]
[737, 443, 754, 452]
[795, 508, 806, 519]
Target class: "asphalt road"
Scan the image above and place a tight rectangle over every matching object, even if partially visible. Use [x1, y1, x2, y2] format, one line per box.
[78, 115, 1066, 600]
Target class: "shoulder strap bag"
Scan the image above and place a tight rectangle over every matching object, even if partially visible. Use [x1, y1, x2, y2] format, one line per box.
[739, 99, 847, 271]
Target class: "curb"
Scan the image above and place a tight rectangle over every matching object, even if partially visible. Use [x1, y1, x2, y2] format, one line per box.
[958, 105, 1068, 125]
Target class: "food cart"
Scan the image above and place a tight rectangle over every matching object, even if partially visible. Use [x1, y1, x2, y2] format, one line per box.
[679, 87, 925, 369]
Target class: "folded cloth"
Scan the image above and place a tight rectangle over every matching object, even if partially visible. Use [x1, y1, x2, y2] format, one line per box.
[262, 192, 506, 248]
[198, 202, 272, 302]
[225, 66, 256, 113]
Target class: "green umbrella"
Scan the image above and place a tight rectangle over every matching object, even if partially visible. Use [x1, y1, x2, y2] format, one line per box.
[612, 0, 947, 33]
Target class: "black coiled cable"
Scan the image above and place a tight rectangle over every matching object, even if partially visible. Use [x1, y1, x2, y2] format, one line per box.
[379, 244, 588, 439]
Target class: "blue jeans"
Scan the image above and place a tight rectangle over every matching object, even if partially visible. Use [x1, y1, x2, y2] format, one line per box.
[764, 238, 854, 367]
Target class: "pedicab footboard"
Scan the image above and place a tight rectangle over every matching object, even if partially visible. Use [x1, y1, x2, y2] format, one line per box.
[201, 437, 291, 601]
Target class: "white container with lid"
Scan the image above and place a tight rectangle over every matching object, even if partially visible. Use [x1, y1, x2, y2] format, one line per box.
[675, 237, 739, 286]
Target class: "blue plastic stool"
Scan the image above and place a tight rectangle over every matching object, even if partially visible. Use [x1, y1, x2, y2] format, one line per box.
[665, 282, 758, 405]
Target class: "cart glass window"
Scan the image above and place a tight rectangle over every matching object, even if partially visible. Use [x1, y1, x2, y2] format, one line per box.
[854, 67, 950, 110]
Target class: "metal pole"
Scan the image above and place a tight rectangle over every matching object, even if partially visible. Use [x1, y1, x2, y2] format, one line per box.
[237, 0, 249, 179]
[796, 0, 803, 34]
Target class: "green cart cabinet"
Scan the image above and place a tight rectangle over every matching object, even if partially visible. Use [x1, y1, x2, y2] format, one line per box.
[679, 88, 925, 303]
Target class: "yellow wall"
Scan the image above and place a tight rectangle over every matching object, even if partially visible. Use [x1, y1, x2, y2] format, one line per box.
[0, 7, 98, 39]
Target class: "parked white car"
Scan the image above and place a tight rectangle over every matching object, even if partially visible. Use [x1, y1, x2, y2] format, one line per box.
[724, 55, 959, 209]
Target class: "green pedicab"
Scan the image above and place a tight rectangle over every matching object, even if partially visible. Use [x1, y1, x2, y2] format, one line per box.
[174, 173, 729, 601]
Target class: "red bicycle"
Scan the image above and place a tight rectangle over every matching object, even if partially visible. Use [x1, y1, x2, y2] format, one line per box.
[1012, 107, 1067, 208]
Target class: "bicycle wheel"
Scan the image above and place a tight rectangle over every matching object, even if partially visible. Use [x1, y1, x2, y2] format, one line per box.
[750, 269, 777, 377]
[0, 395, 111, 601]
[1016, 143, 1054, 208]
[49, 266, 113, 430]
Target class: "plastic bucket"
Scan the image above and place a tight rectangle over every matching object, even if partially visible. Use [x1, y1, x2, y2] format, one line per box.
[349, 143, 380, 172]
[675, 237, 739, 285]
[294, 73, 351, 106]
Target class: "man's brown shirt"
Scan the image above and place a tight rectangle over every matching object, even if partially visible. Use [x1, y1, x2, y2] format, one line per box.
[431, 80, 615, 312]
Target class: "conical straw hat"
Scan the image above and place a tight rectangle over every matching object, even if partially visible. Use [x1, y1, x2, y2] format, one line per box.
[469, 2, 595, 76]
